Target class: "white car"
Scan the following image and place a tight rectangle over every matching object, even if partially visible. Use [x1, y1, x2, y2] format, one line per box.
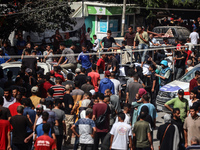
[156, 64, 200, 112]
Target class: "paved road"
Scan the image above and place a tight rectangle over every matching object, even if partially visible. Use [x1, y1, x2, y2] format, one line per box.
[63, 111, 166, 150]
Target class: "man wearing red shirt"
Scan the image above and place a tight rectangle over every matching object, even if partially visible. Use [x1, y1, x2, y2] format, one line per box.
[189, 71, 200, 92]
[34, 123, 57, 150]
[88, 64, 100, 92]
[0, 109, 11, 150]
[54, 66, 65, 82]
[96, 54, 106, 73]
[8, 94, 21, 116]
[43, 75, 53, 98]
[185, 48, 192, 65]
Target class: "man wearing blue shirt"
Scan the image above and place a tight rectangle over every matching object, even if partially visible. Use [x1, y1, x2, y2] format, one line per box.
[0, 48, 11, 64]
[99, 71, 115, 94]
[77, 46, 92, 71]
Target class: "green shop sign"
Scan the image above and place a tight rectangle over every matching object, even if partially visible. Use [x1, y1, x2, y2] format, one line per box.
[87, 6, 136, 15]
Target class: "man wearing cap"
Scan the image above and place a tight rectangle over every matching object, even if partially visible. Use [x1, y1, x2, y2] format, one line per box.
[30, 86, 41, 108]
[165, 89, 189, 122]
[54, 44, 77, 72]
[81, 76, 94, 93]
[157, 114, 180, 150]
[10, 105, 33, 150]
[99, 71, 114, 94]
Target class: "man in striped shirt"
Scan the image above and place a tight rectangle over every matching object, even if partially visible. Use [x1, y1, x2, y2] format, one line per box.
[51, 77, 66, 100]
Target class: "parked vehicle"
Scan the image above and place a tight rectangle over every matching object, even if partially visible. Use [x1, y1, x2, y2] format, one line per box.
[156, 64, 200, 112]
[152, 26, 190, 44]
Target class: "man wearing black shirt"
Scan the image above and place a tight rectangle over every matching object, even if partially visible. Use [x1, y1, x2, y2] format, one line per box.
[74, 67, 87, 88]
[63, 84, 74, 144]
[108, 54, 119, 73]
[149, 64, 159, 108]
[174, 47, 187, 79]
[10, 105, 33, 150]
[171, 108, 184, 150]
[22, 49, 37, 77]
[100, 30, 120, 49]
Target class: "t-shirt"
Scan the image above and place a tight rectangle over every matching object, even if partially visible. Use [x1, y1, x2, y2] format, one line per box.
[34, 135, 57, 150]
[71, 89, 84, 104]
[115, 113, 131, 124]
[134, 31, 149, 45]
[22, 57, 37, 74]
[75, 118, 96, 144]
[8, 102, 21, 116]
[93, 103, 110, 133]
[54, 73, 65, 82]
[126, 82, 143, 104]
[138, 103, 157, 120]
[133, 120, 151, 148]
[61, 48, 76, 64]
[124, 32, 135, 46]
[175, 52, 187, 68]
[52, 108, 65, 135]
[81, 83, 94, 93]
[189, 78, 198, 92]
[110, 122, 132, 150]
[30, 95, 41, 108]
[183, 115, 200, 146]
[63, 94, 74, 114]
[0, 106, 11, 120]
[110, 95, 121, 113]
[10, 115, 33, 144]
[43, 82, 53, 98]
[96, 58, 105, 71]
[189, 32, 199, 45]
[3, 96, 16, 108]
[111, 57, 119, 72]
[150, 72, 159, 91]
[93, 39, 99, 51]
[0, 119, 11, 150]
[102, 37, 116, 48]
[78, 52, 91, 69]
[110, 79, 122, 95]
[165, 97, 189, 122]
[35, 123, 53, 138]
[23, 107, 36, 133]
[51, 84, 66, 100]
[43, 51, 53, 62]
[88, 72, 100, 92]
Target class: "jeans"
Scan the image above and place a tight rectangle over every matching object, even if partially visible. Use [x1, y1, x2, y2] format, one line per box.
[74, 127, 79, 150]
[176, 68, 184, 79]
[81, 144, 93, 150]
[93, 132, 107, 150]
[135, 44, 148, 63]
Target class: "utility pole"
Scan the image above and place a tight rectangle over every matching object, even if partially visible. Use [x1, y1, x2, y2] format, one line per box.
[82, 0, 84, 18]
[121, 0, 126, 36]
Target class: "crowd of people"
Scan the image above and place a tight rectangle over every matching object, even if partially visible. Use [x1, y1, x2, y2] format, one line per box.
[1, 16, 200, 150]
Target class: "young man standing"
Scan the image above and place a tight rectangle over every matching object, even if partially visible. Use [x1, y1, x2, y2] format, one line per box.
[133, 111, 153, 150]
[189, 70, 200, 92]
[88, 64, 100, 92]
[100, 30, 120, 50]
[3, 88, 16, 108]
[71, 108, 96, 150]
[110, 112, 132, 150]
[124, 26, 135, 47]
[34, 123, 57, 150]
[183, 106, 200, 148]
[99, 71, 114, 94]
[96, 53, 106, 73]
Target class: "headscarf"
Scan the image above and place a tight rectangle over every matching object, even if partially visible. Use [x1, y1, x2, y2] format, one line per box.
[138, 88, 147, 98]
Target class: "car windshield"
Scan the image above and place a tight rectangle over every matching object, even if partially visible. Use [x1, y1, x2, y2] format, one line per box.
[3, 67, 20, 81]
[179, 67, 200, 82]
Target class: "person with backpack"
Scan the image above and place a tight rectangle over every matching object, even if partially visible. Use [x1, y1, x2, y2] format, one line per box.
[92, 93, 111, 150]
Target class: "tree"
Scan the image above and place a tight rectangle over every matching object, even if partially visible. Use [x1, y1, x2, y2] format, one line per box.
[0, 0, 75, 42]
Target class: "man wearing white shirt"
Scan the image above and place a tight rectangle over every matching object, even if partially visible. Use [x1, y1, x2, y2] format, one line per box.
[92, 35, 99, 52]
[3, 88, 16, 108]
[110, 112, 132, 150]
[189, 28, 199, 45]
[110, 72, 122, 98]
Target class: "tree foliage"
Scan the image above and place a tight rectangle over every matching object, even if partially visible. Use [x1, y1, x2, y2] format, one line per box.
[0, 0, 75, 40]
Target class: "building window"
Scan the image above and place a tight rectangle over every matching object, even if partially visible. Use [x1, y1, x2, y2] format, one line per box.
[97, 15, 108, 33]
[109, 16, 121, 32]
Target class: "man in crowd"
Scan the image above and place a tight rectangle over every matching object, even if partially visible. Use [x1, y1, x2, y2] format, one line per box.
[124, 26, 135, 48]
[81, 76, 94, 93]
[184, 106, 200, 148]
[0, 96, 11, 120]
[99, 71, 114, 94]
[165, 89, 189, 122]
[3, 88, 16, 108]
[51, 77, 66, 100]
[88, 64, 100, 92]
[30, 86, 41, 108]
[110, 71, 122, 98]
[189, 70, 200, 92]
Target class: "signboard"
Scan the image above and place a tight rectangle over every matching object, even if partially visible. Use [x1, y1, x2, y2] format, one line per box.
[88, 6, 106, 15]
[88, 6, 139, 15]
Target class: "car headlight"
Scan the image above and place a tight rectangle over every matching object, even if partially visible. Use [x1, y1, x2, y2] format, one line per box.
[168, 92, 177, 98]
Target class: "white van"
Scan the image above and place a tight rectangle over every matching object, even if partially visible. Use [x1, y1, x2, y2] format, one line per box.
[156, 64, 200, 112]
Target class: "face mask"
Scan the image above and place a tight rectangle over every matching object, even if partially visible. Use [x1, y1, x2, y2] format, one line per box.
[185, 48, 188, 51]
